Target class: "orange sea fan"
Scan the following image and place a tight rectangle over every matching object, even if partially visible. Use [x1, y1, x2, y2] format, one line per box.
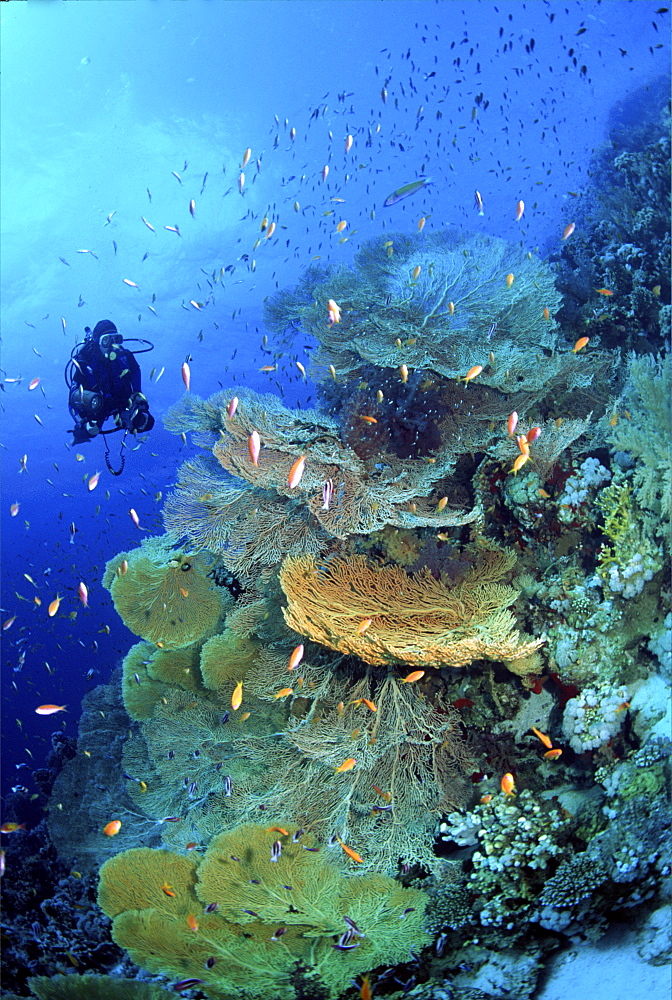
[279, 549, 543, 669]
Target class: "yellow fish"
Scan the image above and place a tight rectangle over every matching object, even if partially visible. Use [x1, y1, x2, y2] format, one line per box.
[231, 680, 243, 711]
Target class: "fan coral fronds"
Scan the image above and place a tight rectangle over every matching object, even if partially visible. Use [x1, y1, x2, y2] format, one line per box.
[103, 537, 225, 650]
[279, 549, 543, 668]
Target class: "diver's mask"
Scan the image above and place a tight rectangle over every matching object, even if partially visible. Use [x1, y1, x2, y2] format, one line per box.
[99, 331, 124, 360]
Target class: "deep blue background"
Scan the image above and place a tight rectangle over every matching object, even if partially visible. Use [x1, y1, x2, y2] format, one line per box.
[1, 0, 668, 805]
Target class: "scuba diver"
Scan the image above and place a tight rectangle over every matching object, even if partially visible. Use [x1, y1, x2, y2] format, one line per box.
[65, 320, 155, 475]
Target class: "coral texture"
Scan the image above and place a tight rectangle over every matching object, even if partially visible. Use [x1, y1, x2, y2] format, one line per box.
[279, 547, 543, 668]
[98, 824, 429, 1000]
[104, 537, 225, 649]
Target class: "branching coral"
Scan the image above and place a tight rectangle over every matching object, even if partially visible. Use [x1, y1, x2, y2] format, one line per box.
[596, 481, 663, 597]
[103, 537, 225, 649]
[98, 824, 429, 1000]
[279, 548, 543, 669]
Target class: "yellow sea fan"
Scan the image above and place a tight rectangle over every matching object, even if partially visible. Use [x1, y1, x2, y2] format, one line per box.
[279, 548, 543, 668]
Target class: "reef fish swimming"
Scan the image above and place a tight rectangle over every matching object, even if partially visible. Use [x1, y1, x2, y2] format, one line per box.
[383, 177, 431, 207]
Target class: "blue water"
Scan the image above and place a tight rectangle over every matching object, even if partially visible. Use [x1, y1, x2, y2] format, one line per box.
[0, 1, 669, 996]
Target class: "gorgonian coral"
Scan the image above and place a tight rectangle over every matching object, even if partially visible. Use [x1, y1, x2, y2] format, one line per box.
[279, 546, 543, 669]
[97, 825, 429, 999]
[265, 229, 606, 402]
[103, 537, 225, 649]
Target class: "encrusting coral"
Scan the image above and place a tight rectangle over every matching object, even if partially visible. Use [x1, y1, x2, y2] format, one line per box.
[279, 546, 543, 669]
[103, 536, 225, 649]
[97, 824, 430, 1000]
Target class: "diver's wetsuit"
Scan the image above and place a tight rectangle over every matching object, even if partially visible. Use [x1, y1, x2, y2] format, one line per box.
[67, 321, 154, 444]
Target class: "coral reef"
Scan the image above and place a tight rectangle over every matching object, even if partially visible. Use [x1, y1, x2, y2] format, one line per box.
[32, 89, 670, 1000]
[280, 547, 543, 669]
[98, 824, 430, 999]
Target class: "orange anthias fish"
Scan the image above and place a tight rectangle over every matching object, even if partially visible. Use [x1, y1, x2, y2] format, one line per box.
[87, 471, 101, 492]
[595, 288, 614, 296]
[500, 772, 516, 796]
[274, 687, 293, 700]
[181, 361, 191, 391]
[48, 594, 62, 617]
[561, 222, 576, 240]
[356, 618, 373, 635]
[544, 748, 563, 760]
[327, 299, 341, 325]
[186, 913, 199, 932]
[287, 645, 304, 671]
[572, 336, 589, 353]
[231, 680, 243, 711]
[103, 819, 122, 836]
[509, 453, 530, 475]
[0, 822, 26, 833]
[401, 670, 425, 684]
[359, 975, 372, 1000]
[531, 726, 553, 749]
[335, 758, 357, 773]
[36, 704, 67, 715]
[350, 698, 377, 712]
[287, 455, 306, 489]
[515, 199, 525, 221]
[336, 836, 363, 863]
[161, 882, 176, 897]
[248, 430, 261, 466]
[458, 365, 483, 385]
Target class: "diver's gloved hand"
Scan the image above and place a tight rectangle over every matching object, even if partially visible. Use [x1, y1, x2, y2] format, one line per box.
[70, 423, 92, 444]
[69, 421, 101, 444]
[124, 393, 155, 434]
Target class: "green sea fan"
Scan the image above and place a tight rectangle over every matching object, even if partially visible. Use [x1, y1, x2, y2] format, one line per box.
[25, 977, 173, 1000]
[104, 536, 225, 649]
[97, 824, 430, 1000]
